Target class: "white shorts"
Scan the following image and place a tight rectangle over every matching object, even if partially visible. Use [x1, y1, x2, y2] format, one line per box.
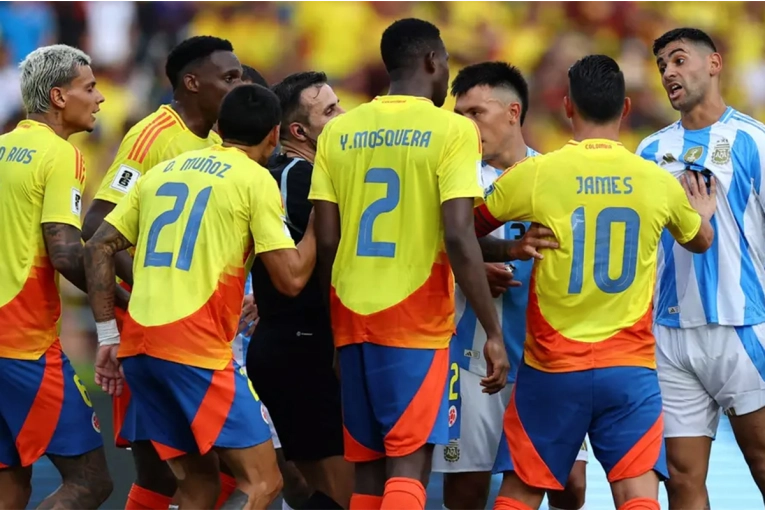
[655, 323, 765, 438]
[432, 369, 589, 473]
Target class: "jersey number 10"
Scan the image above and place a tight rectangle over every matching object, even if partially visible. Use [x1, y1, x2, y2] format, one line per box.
[357, 167, 400, 258]
[568, 206, 640, 295]
[144, 182, 212, 271]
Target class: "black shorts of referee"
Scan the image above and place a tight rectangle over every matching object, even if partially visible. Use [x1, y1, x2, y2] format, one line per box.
[246, 153, 343, 463]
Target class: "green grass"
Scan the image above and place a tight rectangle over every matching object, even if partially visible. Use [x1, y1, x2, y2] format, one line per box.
[72, 362, 99, 391]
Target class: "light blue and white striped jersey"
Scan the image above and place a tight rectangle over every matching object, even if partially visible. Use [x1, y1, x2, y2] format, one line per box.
[637, 107, 765, 328]
[452, 147, 539, 383]
[232, 274, 254, 366]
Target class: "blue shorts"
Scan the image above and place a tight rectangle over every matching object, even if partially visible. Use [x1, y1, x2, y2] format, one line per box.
[0, 343, 103, 468]
[339, 343, 451, 462]
[121, 355, 271, 460]
[494, 361, 668, 490]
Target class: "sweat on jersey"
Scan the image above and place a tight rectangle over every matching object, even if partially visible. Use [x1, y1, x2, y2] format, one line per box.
[637, 107, 765, 328]
[452, 147, 539, 383]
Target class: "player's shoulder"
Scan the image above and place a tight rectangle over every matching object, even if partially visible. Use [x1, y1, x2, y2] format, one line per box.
[636, 121, 682, 158]
[120, 106, 184, 156]
[721, 108, 765, 147]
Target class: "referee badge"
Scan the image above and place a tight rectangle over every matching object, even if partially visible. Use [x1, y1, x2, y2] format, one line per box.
[444, 439, 460, 463]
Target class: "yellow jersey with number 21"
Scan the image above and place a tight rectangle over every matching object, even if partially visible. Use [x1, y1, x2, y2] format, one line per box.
[106, 145, 296, 370]
[309, 95, 483, 350]
[0, 120, 86, 359]
[475, 139, 702, 373]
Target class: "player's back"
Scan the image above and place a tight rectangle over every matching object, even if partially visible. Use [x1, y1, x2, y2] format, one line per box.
[503, 140, 700, 372]
[94, 105, 221, 204]
[312, 95, 482, 349]
[0, 120, 85, 359]
[108, 145, 277, 370]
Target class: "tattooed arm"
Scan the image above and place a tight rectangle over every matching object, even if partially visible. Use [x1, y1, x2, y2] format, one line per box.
[83, 223, 134, 322]
[82, 199, 135, 286]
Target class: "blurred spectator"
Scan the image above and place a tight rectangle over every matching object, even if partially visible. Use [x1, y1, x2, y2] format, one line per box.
[0, 2, 56, 64]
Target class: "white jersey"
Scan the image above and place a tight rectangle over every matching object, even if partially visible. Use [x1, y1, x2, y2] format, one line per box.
[452, 147, 539, 382]
[637, 107, 765, 328]
[232, 274, 253, 366]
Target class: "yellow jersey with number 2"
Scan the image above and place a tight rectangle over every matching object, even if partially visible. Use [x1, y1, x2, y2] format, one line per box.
[475, 139, 702, 373]
[106, 145, 295, 370]
[0, 120, 86, 359]
[309, 95, 484, 350]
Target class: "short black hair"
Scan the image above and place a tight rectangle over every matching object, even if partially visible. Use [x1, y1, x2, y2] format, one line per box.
[568, 55, 625, 124]
[165, 36, 234, 90]
[242, 65, 268, 87]
[451, 62, 530, 125]
[653, 28, 717, 56]
[380, 18, 443, 74]
[271, 71, 327, 140]
[218, 84, 281, 146]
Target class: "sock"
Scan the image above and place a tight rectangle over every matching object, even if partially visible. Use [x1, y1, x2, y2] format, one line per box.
[214, 473, 238, 509]
[618, 498, 660, 510]
[350, 493, 383, 510]
[125, 484, 173, 510]
[282, 500, 295, 510]
[380, 477, 426, 510]
[301, 490, 343, 509]
[494, 496, 534, 510]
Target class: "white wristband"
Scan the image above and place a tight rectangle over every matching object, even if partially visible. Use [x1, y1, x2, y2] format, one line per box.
[96, 319, 120, 346]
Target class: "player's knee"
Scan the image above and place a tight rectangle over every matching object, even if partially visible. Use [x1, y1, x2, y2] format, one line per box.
[742, 449, 765, 487]
[78, 470, 114, 506]
[443, 473, 492, 509]
[665, 460, 705, 495]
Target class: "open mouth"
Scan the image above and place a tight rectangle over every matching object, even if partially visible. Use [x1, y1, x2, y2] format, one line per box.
[668, 83, 683, 101]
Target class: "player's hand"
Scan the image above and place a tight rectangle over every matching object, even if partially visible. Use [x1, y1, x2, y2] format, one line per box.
[95, 345, 123, 397]
[485, 263, 521, 297]
[510, 223, 558, 261]
[481, 336, 510, 394]
[681, 170, 717, 221]
[239, 293, 259, 337]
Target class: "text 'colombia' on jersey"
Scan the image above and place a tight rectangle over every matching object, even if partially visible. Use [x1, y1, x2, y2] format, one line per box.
[308, 95, 484, 349]
[475, 139, 702, 372]
[106, 145, 295, 370]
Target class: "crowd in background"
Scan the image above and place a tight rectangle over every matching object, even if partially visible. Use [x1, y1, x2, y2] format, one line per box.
[1, 0, 761, 361]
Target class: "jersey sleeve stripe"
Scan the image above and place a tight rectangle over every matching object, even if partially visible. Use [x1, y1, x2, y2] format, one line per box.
[163, 107, 185, 129]
[134, 117, 176, 163]
[127, 113, 171, 162]
[74, 148, 84, 184]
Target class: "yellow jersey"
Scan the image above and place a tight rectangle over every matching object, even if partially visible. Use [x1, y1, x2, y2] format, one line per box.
[94, 105, 221, 205]
[0, 120, 86, 359]
[309, 95, 483, 349]
[476, 139, 702, 372]
[106, 146, 296, 370]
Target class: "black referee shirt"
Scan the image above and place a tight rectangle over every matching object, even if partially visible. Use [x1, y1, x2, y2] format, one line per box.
[250, 153, 327, 323]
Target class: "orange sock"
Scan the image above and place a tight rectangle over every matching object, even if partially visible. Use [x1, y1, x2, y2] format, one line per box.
[493, 496, 535, 510]
[350, 493, 383, 510]
[214, 473, 238, 509]
[125, 484, 173, 510]
[618, 498, 660, 510]
[380, 477, 426, 510]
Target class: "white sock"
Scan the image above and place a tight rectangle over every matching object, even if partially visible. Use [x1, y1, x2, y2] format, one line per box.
[282, 500, 294, 510]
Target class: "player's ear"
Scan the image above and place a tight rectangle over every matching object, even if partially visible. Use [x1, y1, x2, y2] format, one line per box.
[269, 125, 281, 149]
[425, 51, 437, 74]
[507, 101, 522, 125]
[289, 122, 307, 142]
[709, 51, 723, 77]
[183, 73, 199, 94]
[49, 87, 66, 110]
[563, 95, 574, 120]
[622, 97, 632, 119]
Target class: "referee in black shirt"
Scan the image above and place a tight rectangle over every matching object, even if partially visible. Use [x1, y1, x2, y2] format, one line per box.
[247, 72, 351, 510]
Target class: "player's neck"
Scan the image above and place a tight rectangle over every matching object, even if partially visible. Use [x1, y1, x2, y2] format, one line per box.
[171, 100, 213, 139]
[222, 141, 270, 166]
[680, 95, 727, 131]
[281, 140, 315, 164]
[388, 79, 432, 101]
[488, 134, 529, 170]
[571, 118, 621, 143]
[27, 113, 77, 140]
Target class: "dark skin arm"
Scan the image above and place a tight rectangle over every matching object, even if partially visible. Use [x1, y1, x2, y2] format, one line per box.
[478, 224, 559, 262]
[313, 200, 341, 379]
[82, 198, 134, 286]
[83, 223, 134, 322]
[43, 222, 129, 310]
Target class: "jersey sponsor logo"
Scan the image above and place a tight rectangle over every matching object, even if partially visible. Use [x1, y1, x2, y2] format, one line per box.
[667, 306, 680, 315]
[110, 165, 141, 194]
[711, 138, 731, 165]
[661, 153, 678, 165]
[443, 439, 460, 462]
[683, 146, 704, 164]
[71, 187, 82, 215]
[463, 349, 480, 359]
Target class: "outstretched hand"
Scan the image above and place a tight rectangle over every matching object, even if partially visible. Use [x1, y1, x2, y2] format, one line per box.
[510, 224, 559, 261]
[681, 170, 717, 221]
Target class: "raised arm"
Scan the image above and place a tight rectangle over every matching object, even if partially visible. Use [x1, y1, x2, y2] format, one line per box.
[258, 212, 317, 297]
[669, 171, 715, 254]
[82, 199, 134, 286]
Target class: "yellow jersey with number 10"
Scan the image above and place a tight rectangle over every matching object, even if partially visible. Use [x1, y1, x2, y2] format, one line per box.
[309, 95, 484, 350]
[0, 120, 86, 359]
[106, 145, 296, 370]
[475, 139, 702, 373]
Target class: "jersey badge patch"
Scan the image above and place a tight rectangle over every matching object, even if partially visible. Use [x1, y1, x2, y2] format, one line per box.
[110, 165, 141, 193]
[71, 187, 82, 215]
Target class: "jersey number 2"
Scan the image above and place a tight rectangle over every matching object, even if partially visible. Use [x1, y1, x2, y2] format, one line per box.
[145, 182, 212, 271]
[568, 206, 640, 294]
[357, 167, 400, 258]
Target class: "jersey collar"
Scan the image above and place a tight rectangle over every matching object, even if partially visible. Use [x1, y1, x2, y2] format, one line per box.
[373, 95, 434, 105]
[17, 119, 54, 133]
